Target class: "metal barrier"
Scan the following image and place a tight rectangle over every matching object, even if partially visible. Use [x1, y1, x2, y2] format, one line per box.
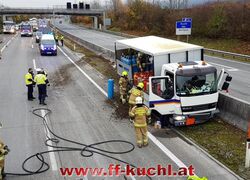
[205, 48, 250, 61]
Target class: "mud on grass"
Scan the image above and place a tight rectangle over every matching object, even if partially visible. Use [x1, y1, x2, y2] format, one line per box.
[64, 37, 129, 120]
[177, 118, 250, 179]
[64, 38, 119, 82]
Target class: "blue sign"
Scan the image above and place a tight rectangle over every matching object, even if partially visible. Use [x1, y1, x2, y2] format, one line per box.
[176, 21, 192, 29]
[182, 18, 192, 22]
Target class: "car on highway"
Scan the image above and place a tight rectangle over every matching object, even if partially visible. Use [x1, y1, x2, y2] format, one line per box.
[20, 23, 33, 37]
[39, 34, 57, 56]
[35, 31, 43, 43]
[3, 21, 16, 34]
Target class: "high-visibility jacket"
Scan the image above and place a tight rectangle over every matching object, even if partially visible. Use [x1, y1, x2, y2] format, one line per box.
[119, 77, 128, 91]
[60, 35, 64, 40]
[34, 74, 47, 85]
[128, 88, 143, 105]
[25, 73, 33, 85]
[187, 175, 208, 180]
[129, 105, 150, 127]
[55, 35, 59, 40]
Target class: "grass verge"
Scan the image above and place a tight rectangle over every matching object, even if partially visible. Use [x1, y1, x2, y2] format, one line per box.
[177, 118, 250, 179]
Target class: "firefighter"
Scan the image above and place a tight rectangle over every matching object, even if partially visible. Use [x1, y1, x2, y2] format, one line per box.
[128, 82, 144, 113]
[60, 35, 64, 47]
[34, 69, 49, 105]
[129, 97, 151, 148]
[187, 175, 208, 180]
[25, 68, 35, 101]
[119, 71, 129, 104]
[0, 123, 10, 179]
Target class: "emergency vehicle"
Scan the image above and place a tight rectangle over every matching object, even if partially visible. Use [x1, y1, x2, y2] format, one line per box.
[115, 36, 231, 126]
[39, 34, 57, 56]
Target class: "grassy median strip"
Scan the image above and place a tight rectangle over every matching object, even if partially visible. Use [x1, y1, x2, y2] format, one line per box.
[177, 118, 250, 179]
[62, 35, 250, 179]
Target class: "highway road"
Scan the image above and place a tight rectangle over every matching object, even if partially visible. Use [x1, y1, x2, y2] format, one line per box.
[0, 33, 241, 179]
[53, 20, 250, 103]
[0, 34, 16, 55]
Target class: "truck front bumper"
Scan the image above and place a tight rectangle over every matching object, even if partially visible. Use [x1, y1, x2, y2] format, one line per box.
[169, 109, 219, 126]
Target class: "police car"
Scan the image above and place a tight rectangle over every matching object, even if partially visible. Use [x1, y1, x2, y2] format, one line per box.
[39, 34, 57, 56]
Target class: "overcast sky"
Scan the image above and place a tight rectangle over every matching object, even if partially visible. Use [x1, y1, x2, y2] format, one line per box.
[1, 0, 93, 8]
[0, 0, 225, 8]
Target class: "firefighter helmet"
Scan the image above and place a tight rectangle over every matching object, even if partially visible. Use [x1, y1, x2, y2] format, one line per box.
[137, 82, 144, 89]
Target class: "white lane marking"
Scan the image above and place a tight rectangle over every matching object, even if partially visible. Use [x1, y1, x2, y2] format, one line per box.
[227, 68, 238, 72]
[59, 47, 193, 173]
[41, 110, 58, 171]
[33, 59, 37, 70]
[147, 133, 187, 168]
[205, 55, 250, 66]
[208, 62, 237, 70]
[32, 44, 34, 49]
[0, 34, 17, 52]
[58, 46, 108, 97]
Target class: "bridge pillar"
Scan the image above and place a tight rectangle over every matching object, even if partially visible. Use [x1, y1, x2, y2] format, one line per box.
[103, 12, 106, 30]
[93, 16, 98, 29]
[2, 15, 7, 21]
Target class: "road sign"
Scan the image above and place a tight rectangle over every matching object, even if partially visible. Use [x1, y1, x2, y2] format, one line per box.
[105, 18, 111, 26]
[176, 21, 191, 35]
[182, 18, 192, 22]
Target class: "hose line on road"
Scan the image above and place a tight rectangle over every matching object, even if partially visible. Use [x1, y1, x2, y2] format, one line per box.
[4, 108, 152, 180]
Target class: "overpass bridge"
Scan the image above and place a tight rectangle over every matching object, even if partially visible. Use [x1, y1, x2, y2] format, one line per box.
[0, 7, 106, 29]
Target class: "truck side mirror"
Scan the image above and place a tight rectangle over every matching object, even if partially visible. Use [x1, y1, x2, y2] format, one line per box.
[221, 82, 230, 91]
[225, 75, 232, 82]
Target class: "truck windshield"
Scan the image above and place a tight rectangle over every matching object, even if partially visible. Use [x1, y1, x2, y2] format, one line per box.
[176, 69, 217, 96]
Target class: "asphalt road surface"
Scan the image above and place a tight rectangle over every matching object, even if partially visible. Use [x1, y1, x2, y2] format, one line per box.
[53, 20, 250, 103]
[0, 34, 241, 180]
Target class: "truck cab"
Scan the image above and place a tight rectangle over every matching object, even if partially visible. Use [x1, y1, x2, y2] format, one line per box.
[149, 61, 220, 126]
[115, 36, 230, 126]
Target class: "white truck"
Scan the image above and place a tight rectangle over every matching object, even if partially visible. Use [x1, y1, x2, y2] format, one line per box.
[115, 36, 231, 126]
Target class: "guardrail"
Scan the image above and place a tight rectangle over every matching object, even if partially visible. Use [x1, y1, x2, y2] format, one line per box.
[204, 48, 250, 61]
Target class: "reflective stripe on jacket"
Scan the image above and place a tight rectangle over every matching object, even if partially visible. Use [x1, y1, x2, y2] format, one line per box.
[25, 73, 33, 85]
[129, 106, 150, 128]
[128, 88, 143, 105]
[34, 74, 47, 85]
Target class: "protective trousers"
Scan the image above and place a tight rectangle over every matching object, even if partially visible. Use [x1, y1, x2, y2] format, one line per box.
[38, 84, 46, 104]
[135, 127, 148, 146]
[27, 84, 34, 100]
[0, 158, 4, 180]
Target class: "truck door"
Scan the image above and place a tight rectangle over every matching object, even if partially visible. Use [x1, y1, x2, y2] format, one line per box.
[149, 76, 180, 115]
